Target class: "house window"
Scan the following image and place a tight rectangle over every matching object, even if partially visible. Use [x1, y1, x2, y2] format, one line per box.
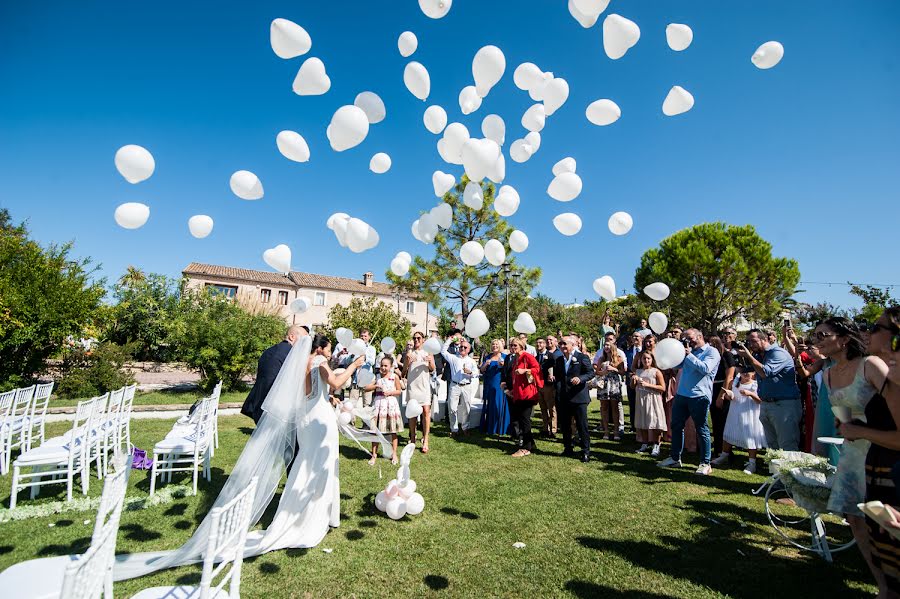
[405, 301, 415, 314]
[205, 283, 237, 298]
[260, 289, 271, 303]
[314, 292, 326, 306]
[277, 291, 289, 306]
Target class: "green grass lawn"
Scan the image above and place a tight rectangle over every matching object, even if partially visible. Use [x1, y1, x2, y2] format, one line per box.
[0, 407, 877, 598]
[49, 390, 247, 408]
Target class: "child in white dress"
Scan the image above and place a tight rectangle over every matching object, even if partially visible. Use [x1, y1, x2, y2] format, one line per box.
[364, 357, 404, 465]
[712, 370, 767, 474]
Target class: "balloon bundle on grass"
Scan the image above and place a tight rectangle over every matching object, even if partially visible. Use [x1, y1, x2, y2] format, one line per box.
[374, 444, 426, 520]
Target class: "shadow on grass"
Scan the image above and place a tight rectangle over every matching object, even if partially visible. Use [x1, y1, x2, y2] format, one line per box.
[286, 548, 309, 558]
[120, 523, 163, 542]
[358, 519, 378, 528]
[424, 574, 449, 590]
[165, 503, 188, 516]
[174, 519, 192, 530]
[259, 561, 281, 574]
[566, 580, 671, 598]
[0, 546, 13, 555]
[345, 530, 365, 541]
[175, 571, 201, 586]
[339, 445, 371, 461]
[38, 536, 91, 557]
[239, 427, 255, 436]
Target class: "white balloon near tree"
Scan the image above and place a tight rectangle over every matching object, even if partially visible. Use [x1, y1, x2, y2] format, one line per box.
[430, 202, 453, 228]
[369, 153, 391, 174]
[403, 62, 431, 101]
[463, 181, 484, 210]
[263, 244, 291, 273]
[608, 211, 633, 236]
[398, 31, 418, 57]
[484, 239, 506, 266]
[547, 172, 583, 202]
[654, 338, 686, 370]
[390, 257, 410, 276]
[432, 170, 455, 197]
[460, 241, 484, 266]
[513, 312, 537, 335]
[752, 41, 784, 69]
[481, 114, 505, 146]
[649, 312, 668, 335]
[465, 309, 490, 338]
[114, 202, 150, 230]
[509, 230, 529, 253]
[644, 282, 671, 301]
[419, 0, 452, 19]
[494, 185, 520, 217]
[461, 138, 500, 183]
[270, 18, 311, 59]
[230, 170, 264, 200]
[553, 213, 582, 236]
[276, 131, 310, 163]
[586, 99, 621, 126]
[327, 105, 369, 151]
[188, 215, 214, 239]
[472, 45, 506, 97]
[592, 275, 616, 301]
[354, 92, 386, 124]
[423, 105, 448, 134]
[114, 145, 155, 184]
[292, 57, 330, 96]
[458, 86, 482, 115]
[603, 14, 641, 60]
[662, 86, 694, 116]
[666, 23, 693, 51]
[381, 337, 397, 354]
[521, 104, 546, 133]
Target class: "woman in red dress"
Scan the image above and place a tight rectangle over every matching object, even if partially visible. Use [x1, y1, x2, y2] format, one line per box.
[508, 338, 543, 457]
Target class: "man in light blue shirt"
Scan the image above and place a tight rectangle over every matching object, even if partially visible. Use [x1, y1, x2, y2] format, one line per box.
[658, 328, 721, 475]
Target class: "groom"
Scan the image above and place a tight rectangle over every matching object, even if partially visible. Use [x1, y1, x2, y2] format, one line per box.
[554, 335, 595, 462]
[241, 325, 308, 423]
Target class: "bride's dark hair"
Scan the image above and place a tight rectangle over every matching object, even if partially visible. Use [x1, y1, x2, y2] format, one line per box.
[311, 334, 331, 351]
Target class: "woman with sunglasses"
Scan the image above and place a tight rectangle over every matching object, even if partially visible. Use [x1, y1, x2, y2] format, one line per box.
[507, 338, 542, 457]
[403, 331, 435, 453]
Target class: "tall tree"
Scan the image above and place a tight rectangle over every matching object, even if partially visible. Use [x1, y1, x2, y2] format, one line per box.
[318, 296, 412, 347]
[634, 222, 800, 335]
[106, 266, 179, 361]
[386, 176, 541, 324]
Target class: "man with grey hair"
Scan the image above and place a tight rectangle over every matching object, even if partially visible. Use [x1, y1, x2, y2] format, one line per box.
[241, 324, 308, 423]
[442, 332, 478, 437]
[554, 335, 596, 462]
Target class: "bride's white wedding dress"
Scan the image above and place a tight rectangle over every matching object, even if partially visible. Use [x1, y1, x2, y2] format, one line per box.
[114, 336, 387, 581]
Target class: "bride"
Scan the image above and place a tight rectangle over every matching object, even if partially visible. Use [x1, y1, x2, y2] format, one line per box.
[115, 333, 389, 580]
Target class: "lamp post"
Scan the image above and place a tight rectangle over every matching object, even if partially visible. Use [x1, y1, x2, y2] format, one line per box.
[391, 289, 409, 316]
[490, 262, 520, 342]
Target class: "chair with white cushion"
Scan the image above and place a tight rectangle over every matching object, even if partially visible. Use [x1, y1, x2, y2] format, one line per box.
[131, 477, 257, 599]
[119, 384, 136, 451]
[150, 398, 214, 496]
[24, 382, 54, 451]
[3, 385, 36, 471]
[86, 392, 110, 480]
[0, 389, 17, 475]
[99, 387, 125, 476]
[210, 381, 222, 456]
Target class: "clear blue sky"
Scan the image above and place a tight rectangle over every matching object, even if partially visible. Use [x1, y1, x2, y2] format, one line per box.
[2, 1, 898, 312]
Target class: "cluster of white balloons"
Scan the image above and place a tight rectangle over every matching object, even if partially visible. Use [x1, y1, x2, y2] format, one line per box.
[593, 275, 616, 301]
[113, 145, 154, 231]
[513, 62, 569, 116]
[412, 202, 452, 244]
[513, 312, 536, 335]
[327, 213, 380, 253]
[390, 251, 413, 276]
[465, 309, 490, 338]
[374, 444, 425, 520]
[263, 244, 291, 273]
[509, 131, 541, 164]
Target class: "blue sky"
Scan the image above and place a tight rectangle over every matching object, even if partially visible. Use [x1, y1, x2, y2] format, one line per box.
[1, 1, 899, 312]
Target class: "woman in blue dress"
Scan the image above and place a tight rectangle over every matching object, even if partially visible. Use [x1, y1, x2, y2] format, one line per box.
[480, 339, 510, 435]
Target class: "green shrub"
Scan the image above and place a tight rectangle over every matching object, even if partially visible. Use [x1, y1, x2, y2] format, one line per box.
[56, 341, 136, 399]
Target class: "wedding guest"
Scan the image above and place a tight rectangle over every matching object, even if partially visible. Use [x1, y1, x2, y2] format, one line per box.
[365, 357, 404, 465]
[480, 339, 510, 436]
[518, 333, 537, 356]
[403, 331, 435, 453]
[624, 332, 643, 431]
[554, 335, 595, 462]
[442, 333, 478, 436]
[709, 335, 737, 462]
[632, 351, 666, 457]
[508, 338, 542, 457]
[600, 312, 617, 337]
[635, 318, 652, 338]
[711, 369, 766, 474]
[535, 337, 558, 438]
[594, 337, 627, 441]
[431, 331, 449, 424]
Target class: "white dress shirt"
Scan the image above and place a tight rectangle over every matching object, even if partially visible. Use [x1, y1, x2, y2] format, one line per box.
[441, 338, 477, 384]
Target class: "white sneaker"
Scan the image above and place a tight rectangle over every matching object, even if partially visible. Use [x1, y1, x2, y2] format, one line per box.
[657, 457, 682, 468]
[710, 453, 730, 466]
[650, 444, 661, 457]
[743, 461, 757, 475]
[635, 444, 650, 454]
[695, 463, 712, 476]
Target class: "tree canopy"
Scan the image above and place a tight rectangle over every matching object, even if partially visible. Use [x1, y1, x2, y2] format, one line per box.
[318, 296, 412, 348]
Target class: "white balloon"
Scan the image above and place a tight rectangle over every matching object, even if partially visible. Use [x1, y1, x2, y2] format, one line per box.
[553, 213, 582, 236]
[354, 92, 386, 124]
[391, 257, 410, 276]
[423, 105, 448, 134]
[752, 41, 784, 69]
[592, 275, 616, 301]
[662, 85, 694, 116]
[333, 216, 350, 247]
[290, 296, 311, 314]
[349, 338, 367, 357]
[430, 202, 453, 228]
[405, 492, 425, 516]
[423, 337, 442, 355]
[465, 309, 490, 338]
[521, 104, 546, 133]
[574, 0, 611, 16]
[335, 328, 353, 348]
[270, 18, 311, 59]
[419, 0, 452, 19]
[263, 244, 291, 273]
[608, 211, 633, 235]
[528, 73, 553, 101]
[542, 78, 569, 116]
[338, 411, 353, 426]
[381, 337, 397, 354]
[568, 0, 605, 28]
[525, 131, 541, 153]
[188, 215, 213, 239]
[328, 105, 369, 151]
[403, 62, 431, 101]
[487, 152, 505, 185]
[417, 213, 438, 244]
[603, 14, 641, 60]
[666, 23, 693, 51]
[346, 219, 380, 253]
[386, 497, 407, 520]
[481, 114, 505, 146]
[513, 62, 544, 91]
[396, 251, 412, 264]
[586, 99, 621, 126]
[432, 170, 456, 197]
[509, 139, 533, 163]
[494, 185, 520, 217]
[472, 45, 506, 97]
[114, 145, 155, 184]
[114, 202, 150, 229]
[292, 57, 330, 96]
[460, 240, 484, 266]
[405, 398, 423, 419]
[230, 170, 264, 200]
[547, 172, 583, 202]
[509, 230, 529, 252]
[644, 282, 671, 301]
[513, 312, 537, 335]
[463, 181, 484, 210]
[552, 157, 577, 176]
[276, 131, 310, 163]
[654, 337, 686, 370]
[461, 138, 500, 183]
[649, 312, 668, 335]
[437, 122, 469, 165]
[357, 368, 375, 387]
[374, 491, 388, 512]
[398, 31, 418, 57]
[458, 85, 482, 115]
[327, 212, 349, 230]
[369, 152, 392, 174]
[484, 239, 506, 266]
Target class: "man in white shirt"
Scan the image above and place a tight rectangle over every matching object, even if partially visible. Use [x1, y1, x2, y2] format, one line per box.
[441, 333, 478, 436]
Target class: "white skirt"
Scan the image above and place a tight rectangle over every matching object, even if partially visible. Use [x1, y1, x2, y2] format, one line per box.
[723, 396, 768, 450]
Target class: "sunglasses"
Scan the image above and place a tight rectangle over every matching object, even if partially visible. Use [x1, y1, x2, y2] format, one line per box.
[413, 335, 423, 340]
[558, 341, 568, 346]
[813, 331, 837, 341]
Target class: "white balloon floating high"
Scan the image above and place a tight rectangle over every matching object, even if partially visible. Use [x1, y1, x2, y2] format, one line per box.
[586, 99, 621, 126]
[484, 239, 506, 267]
[354, 92, 386, 125]
[509, 139, 533, 163]
[752, 41, 784, 69]
[369, 153, 391, 174]
[481, 114, 505, 146]
[403, 62, 431, 101]
[542, 78, 569, 116]
[390, 257, 410, 277]
[430, 202, 453, 229]
[553, 213, 582, 236]
[230, 170, 264, 200]
[509, 230, 529, 253]
[432, 170, 455, 197]
[666, 23, 693, 51]
[461, 138, 500, 183]
[662, 85, 694, 116]
[458, 86, 482, 115]
[423, 105, 447, 134]
[521, 104, 546, 133]
[270, 18, 311, 59]
[114, 145, 155, 184]
[494, 185, 520, 217]
[465, 309, 490, 338]
[436, 122, 469, 165]
[547, 172, 583, 202]
[525, 131, 541, 153]
[415, 214, 438, 244]
[513, 312, 537, 335]
[327, 105, 369, 151]
[593, 275, 616, 301]
[263, 244, 291, 273]
[472, 45, 506, 98]
[345, 218, 380, 253]
[603, 14, 641, 60]
[460, 240, 485, 266]
[114, 202, 150, 230]
[654, 337, 686, 370]
[276, 131, 310, 163]
[328, 213, 350, 247]
[419, 0, 452, 19]
[649, 312, 668, 335]
[398, 31, 418, 57]
[292, 57, 330, 96]
[188, 215, 214, 239]
[644, 282, 671, 301]
[568, 0, 602, 28]
[462, 181, 484, 210]
[290, 296, 311, 314]
[552, 157, 577, 176]
[513, 62, 544, 91]
[608, 211, 633, 236]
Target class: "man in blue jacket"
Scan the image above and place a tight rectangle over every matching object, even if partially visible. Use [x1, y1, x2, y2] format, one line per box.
[241, 325, 308, 423]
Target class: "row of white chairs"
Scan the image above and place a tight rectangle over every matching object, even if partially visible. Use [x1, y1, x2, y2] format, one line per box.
[0, 382, 54, 475]
[9, 385, 136, 509]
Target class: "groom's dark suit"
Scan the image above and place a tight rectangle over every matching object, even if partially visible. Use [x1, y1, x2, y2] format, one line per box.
[241, 339, 292, 424]
[554, 350, 595, 459]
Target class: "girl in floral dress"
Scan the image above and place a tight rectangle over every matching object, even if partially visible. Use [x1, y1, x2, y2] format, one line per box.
[364, 357, 405, 465]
